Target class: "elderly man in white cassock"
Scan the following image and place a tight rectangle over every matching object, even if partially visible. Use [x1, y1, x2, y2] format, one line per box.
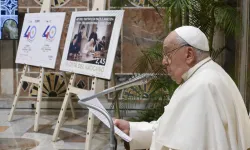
[114, 26, 250, 150]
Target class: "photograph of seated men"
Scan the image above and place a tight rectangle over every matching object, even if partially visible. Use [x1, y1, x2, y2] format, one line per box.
[66, 16, 114, 66]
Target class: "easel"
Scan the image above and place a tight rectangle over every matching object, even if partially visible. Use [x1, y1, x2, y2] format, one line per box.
[52, 1, 107, 150]
[8, 0, 75, 132]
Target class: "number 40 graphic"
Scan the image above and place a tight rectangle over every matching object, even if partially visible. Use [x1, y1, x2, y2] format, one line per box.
[24, 26, 37, 41]
[24, 25, 57, 41]
[42, 25, 57, 39]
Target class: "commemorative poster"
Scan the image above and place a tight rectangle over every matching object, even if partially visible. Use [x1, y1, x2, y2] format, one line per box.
[15, 13, 65, 69]
[60, 10, 124, 80]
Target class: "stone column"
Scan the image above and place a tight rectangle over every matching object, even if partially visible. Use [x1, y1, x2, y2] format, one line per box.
[212, 28, 225, 66]
[238, 0, 249, 104]
[0, 40, 15, 96]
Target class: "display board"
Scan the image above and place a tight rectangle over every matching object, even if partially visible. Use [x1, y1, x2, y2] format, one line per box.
[60, 10, 124, 80]
[15, 13, 65, 69]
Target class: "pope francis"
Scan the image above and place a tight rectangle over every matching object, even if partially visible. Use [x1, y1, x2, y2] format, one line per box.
[114, 26, 250, 150]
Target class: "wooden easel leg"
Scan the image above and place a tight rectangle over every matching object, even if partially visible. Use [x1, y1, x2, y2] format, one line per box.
[8, 65, 28, 121]
[85, 112, 95, 150]
[34, 67, 45, 132]
[52, 73, 76, 142]
[85, 78, 97, 150]
[68, 98, 76, 119]
[84, 0, 106, 148]
[63, 73, 76, 119]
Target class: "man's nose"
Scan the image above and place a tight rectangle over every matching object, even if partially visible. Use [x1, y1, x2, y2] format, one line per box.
[162, 58, 168, 66]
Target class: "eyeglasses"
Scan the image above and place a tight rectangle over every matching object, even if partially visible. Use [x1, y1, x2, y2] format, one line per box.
[163, 44, 189, 64]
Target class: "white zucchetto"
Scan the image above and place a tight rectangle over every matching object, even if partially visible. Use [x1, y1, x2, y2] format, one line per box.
[175, 26, 209, 51]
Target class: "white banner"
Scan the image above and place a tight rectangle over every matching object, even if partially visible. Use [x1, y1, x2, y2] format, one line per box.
[16, 13, 65, 69]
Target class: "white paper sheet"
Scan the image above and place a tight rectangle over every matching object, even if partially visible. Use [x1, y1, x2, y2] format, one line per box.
[78, 93, 132, 142]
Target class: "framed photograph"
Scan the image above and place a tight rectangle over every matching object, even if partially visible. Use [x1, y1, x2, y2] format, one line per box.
[60, 10, 124, 80]
[107, 73, 152, 100]
[15, 13, 66, 69]
[107, 73, 134, 100]
[110, 0, 145, 7]
[147, 0, 162, 7]
[0, 0, 18, 40]
[130, 0, 145, 7]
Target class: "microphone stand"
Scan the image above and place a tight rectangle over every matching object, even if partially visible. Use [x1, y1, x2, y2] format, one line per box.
[78, 102, 116, 150]
[78, 74, 156, 150]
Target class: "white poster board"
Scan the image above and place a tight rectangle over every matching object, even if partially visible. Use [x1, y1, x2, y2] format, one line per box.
[15, 13, 66, 69]
[60, 10, 124, 80]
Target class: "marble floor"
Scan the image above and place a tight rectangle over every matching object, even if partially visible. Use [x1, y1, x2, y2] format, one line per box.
[0, 109, 126, 150]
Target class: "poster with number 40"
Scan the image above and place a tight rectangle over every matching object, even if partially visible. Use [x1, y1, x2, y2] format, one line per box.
[15, 13, 65, 69]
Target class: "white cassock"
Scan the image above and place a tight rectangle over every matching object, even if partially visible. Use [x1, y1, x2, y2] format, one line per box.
[129, 57, 250, 150]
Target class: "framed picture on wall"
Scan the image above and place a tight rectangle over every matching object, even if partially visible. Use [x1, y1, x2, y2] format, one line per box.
[110, 0, 145, 7]
[107, 73, 153, 100]
[0, 0, 18, 40]
[60, 10, 124, 80]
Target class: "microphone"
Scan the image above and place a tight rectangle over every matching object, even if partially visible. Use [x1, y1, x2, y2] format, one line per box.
[78, 73, 157, 102]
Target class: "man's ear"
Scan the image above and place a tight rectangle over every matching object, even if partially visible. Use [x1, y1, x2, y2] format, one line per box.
[186, 47, 196, 64]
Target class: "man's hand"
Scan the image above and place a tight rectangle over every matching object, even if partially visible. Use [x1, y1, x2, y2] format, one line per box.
[113, 119, 130, 135]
